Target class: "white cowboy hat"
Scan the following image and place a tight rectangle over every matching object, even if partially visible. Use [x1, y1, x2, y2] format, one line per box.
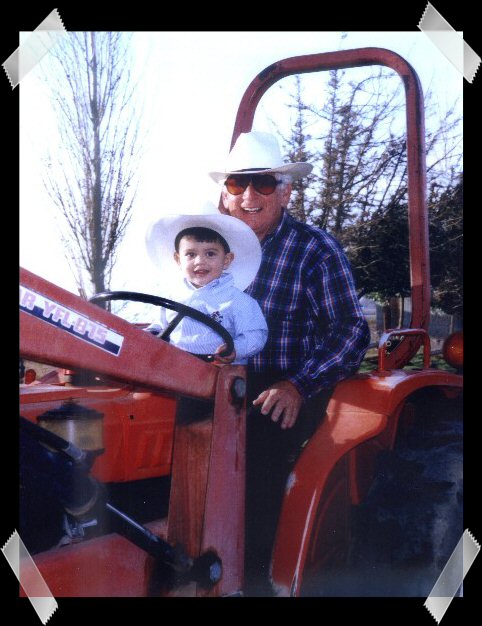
[209, 130, 313, 184]
[145, 204, 262, 291]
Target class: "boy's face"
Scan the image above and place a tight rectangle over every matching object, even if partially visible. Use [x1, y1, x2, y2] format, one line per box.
[174, 236, 234, 288]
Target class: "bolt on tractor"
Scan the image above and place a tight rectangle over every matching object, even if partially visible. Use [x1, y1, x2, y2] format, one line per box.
[19, 47, 463, 597]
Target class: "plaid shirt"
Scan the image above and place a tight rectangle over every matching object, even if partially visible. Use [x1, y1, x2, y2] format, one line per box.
[246, 210, 370, 399]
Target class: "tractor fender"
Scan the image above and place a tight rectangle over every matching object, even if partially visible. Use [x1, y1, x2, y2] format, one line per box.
[270, 368, 462, 597]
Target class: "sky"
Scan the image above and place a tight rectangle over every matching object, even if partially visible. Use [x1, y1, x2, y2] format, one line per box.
[19, 30, 463, 316]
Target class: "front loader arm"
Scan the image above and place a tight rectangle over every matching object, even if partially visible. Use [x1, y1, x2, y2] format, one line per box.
[20, 268, 247, 597]
[20, 267, 218, 399]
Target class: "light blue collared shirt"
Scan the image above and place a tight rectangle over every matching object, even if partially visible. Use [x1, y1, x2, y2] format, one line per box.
[147, 272, 268, 364]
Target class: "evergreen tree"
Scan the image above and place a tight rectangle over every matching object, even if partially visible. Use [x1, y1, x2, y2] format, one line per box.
[429, 173, 463, 316]
[276, 67, 462, 320]
[283, 76, 316, 223]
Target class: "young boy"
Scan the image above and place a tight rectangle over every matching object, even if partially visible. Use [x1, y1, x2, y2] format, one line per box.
[145, 211, 268, 364]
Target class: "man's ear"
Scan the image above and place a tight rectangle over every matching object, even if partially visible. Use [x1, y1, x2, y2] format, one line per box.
[223, 252, 235, 269]
[174, 252, 181, 266]
[280, 182, 292, 206]
[220, 189, 230, 214]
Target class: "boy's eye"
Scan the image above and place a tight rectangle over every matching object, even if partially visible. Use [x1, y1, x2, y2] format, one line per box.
[206, 251, 217, 257]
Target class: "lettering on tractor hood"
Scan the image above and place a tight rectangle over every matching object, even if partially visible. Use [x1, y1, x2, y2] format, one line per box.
[20, 284, 124, 356]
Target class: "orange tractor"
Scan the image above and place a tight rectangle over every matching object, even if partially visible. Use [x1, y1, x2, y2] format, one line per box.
[19, 48, 463, 597]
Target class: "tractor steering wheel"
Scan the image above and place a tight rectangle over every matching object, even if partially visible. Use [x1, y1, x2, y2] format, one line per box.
[89, 291, 234, 362]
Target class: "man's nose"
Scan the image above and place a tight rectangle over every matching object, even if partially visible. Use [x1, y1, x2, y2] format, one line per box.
[242, 182, 258, 200]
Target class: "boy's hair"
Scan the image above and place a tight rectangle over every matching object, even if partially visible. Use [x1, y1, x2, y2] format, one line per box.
[174, 227, 230, 253]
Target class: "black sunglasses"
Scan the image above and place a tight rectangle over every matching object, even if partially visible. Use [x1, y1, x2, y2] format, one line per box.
[225, 173, 281, 196]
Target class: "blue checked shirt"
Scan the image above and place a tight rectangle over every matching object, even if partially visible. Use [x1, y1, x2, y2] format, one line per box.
[246, 211, 370, 398]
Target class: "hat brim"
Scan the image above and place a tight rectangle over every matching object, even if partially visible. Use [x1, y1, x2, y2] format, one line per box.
[209, 162, 313, 185]
[146, 213, 262, 291]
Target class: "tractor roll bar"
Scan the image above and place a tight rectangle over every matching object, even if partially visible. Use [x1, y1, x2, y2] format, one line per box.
[230, 48, 429, 370]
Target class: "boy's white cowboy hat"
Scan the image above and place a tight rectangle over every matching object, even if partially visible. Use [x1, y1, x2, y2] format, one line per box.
[146, 203, 262, 291]
[209, 130, 313, 184]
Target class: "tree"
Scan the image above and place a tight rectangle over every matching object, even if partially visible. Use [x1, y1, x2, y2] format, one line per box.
[276, 66, 462, 323]
[283, 76, 317, 223]
[306, 68, 408, 235]
[346, 198, 410, 328]
[42, 32, 141, 300]
[428, 173, 463, 317]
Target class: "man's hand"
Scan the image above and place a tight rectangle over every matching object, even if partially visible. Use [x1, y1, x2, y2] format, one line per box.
[213, 343, 236, 364]
[252, 380, 303, 430]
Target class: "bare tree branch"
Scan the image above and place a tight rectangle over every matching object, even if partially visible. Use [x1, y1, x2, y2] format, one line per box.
[41, 32, 142, 299]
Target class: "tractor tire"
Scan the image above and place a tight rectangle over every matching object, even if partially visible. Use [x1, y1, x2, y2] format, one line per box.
[302, 388, 463, 597]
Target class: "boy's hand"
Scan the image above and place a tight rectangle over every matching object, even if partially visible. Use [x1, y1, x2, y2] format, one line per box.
[213, 344, 236, 364]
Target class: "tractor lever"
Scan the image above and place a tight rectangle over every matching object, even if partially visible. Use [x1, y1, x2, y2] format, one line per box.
[106, 502, 222, 590]
[20, 417, 222, 591]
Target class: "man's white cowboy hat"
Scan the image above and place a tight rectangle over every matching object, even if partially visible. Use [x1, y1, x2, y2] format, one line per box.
[209, 130, 313, 184]
[146, 203, 262, 291]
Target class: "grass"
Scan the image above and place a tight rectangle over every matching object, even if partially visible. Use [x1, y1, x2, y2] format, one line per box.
[359, 350, 458, 374]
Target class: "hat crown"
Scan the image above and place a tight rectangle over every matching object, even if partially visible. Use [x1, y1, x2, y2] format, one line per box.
[208, 130, 313, 184]
[226, 131, 284, 172]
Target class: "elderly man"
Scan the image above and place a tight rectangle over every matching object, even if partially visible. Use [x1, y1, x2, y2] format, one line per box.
[210, 131, 370, 594]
